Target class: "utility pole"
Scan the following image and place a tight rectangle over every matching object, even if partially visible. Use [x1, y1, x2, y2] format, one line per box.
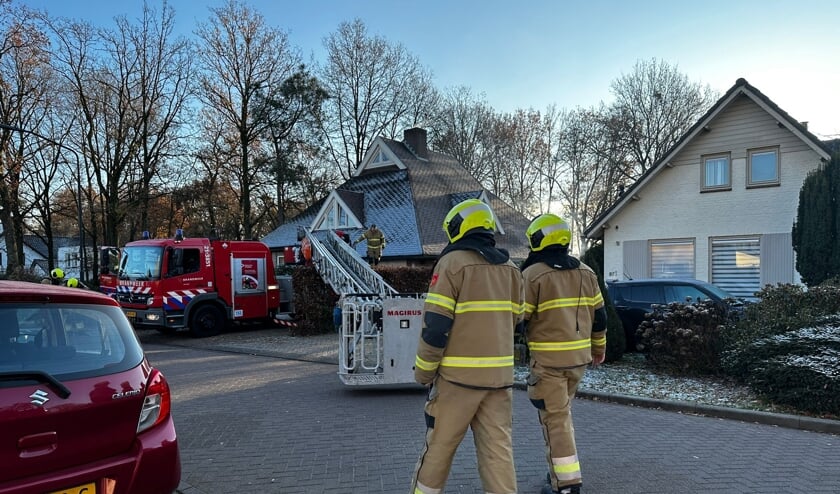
[0, 123, 87, 282]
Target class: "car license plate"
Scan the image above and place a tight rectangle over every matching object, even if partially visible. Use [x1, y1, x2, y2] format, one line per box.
[49, 482, 96, 494]
[125, 311, 136, 318]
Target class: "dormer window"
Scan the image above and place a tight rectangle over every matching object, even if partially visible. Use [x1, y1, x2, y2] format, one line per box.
[373, 149, 390, 164]
[311, 195, 362, 231]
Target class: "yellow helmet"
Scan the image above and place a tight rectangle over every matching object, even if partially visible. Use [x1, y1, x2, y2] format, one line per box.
[443, 199, 496, 243]
[50, 267, 65, 280]
[526, 214, 571, 251]
[66, 277, 79, 288]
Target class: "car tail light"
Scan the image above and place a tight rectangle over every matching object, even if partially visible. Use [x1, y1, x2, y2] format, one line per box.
[137, 368, 171, 434]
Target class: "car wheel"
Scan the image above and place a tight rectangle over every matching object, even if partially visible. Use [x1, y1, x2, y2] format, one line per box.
[189, 305, 224, 338]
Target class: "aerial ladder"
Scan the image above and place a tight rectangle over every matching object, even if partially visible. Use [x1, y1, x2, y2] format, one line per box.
[305, 229, 425, 386]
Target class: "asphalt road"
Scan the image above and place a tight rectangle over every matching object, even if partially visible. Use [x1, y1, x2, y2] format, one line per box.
[137, 329, 840, 494]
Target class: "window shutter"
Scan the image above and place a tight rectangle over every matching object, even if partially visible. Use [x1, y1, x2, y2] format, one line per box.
[711, 237, 760, 299]
[650, 240, 695, 279]
[622, 240, 648, 279]
[760, 233, 794, 286]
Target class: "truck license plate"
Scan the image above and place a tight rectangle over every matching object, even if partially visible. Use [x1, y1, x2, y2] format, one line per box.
[125, 311, 136, 318]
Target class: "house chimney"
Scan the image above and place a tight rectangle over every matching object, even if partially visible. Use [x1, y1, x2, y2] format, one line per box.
[403, 127, 429, 160]
[800, 121, 809, 130]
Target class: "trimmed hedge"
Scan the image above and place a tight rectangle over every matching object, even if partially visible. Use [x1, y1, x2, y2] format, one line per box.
[720, 281, 840, 415]
[725, 316, 840, 415]
[376, 265, 433, 294]
[289, 265, 339, 336]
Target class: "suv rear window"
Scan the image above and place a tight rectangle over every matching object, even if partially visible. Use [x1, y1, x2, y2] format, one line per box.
[0, 304, 144, 381]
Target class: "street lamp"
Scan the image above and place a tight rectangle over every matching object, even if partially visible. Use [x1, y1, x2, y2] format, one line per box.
[0, 122, 86, 282]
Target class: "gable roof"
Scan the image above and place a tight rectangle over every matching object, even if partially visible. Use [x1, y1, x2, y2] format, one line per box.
[262, 129, 532, 260]
[583, 77, 833, 240]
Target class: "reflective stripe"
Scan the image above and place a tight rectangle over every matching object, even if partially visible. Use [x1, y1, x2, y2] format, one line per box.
[591, 335, 607, 346]
[536, 293, 603, 312]
[425, 293, 456, 311]
[528, 339, 591, 351]
[440, 355, 514, 368]
[540, 220, 570, 236]
[552, 455, 581, 480]
[414, 480, 442, 494]
[415, 355, 440, 371]
[454, 300, 521, 314]
[523, 301, 536, 314]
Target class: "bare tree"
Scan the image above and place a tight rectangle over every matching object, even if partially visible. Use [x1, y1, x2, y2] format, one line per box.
[532, 104, 563, 215]
[497, 108, 545, 216]
[553, 108, 613, 254]
[195, 0, 301, 239]
[319, 18, 437, 178]
[610, 58, 718, 179]
[428, 86, 496, 183]
[254, 67, 329, 227]
[105, 1, 194, 239]
[0, 2, 52, 274]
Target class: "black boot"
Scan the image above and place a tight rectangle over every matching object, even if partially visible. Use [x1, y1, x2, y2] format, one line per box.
[541, 482, 581, 494]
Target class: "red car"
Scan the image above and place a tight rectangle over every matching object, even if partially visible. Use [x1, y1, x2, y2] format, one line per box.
[0, 280, 180, 493]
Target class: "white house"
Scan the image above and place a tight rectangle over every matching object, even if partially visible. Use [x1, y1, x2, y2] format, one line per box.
[0, 227, 90, 279]
[583, 78, 834, 299]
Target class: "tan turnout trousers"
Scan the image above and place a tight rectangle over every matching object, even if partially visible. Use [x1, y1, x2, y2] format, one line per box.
[527, 362, 586, 491]
[411, 377, 517, 494]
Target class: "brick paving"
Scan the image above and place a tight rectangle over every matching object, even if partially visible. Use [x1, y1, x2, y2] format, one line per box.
[137, 326, 840, 493]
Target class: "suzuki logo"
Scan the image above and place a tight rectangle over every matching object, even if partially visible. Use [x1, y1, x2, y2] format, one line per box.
[30, 390, 49, 406]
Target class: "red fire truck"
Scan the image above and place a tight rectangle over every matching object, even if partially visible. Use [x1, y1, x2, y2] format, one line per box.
[99, 230, 291, 337]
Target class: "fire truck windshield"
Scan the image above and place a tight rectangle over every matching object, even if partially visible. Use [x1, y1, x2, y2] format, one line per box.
[119, 246, 163, 281]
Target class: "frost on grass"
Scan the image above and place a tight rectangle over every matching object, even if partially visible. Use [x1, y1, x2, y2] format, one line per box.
[514, 353, 768, 411]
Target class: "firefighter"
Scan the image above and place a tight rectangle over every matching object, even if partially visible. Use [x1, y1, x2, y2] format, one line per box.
[65, 277, 89, 289]
[41, 267, 65, 285]
[410, 198, 524, 494]
[520, 214, 607, 494]
[353, 224, 386, 265]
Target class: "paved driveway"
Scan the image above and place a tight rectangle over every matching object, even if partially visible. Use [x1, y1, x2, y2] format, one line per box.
[138, 333, 839, 494]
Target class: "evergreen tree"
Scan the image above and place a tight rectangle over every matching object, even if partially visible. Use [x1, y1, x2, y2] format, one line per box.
[793, 153, 839, 286]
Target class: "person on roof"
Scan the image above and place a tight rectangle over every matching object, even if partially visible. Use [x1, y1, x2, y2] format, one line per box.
[353, 224, 386, 265]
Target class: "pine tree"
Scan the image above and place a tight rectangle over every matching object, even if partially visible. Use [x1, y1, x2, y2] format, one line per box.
[793, 153, 839, 286]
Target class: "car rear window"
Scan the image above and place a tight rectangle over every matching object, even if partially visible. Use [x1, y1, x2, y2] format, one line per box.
[625, 285, 664, 304]
[0, 304, 144, 381]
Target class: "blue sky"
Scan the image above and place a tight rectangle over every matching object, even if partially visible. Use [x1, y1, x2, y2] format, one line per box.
[22, 0, 840, 138]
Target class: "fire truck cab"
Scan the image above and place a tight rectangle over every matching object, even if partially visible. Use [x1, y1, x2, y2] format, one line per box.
[99, 230, 284, 337]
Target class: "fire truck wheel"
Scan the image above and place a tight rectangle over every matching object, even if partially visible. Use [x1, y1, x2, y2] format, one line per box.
[189, 304, 224, 338]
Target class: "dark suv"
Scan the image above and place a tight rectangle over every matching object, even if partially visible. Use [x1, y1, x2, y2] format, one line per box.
[606, 278, 743, 351]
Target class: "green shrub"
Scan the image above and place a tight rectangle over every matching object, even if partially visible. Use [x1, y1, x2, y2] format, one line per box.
[636, 300, 738, 375]
[722, 280, 840, 358]
[376, 265, 433, 293]
[289, 265, 338, 336]
[725, 316, 840, 415]
[581, 243, 625, 363]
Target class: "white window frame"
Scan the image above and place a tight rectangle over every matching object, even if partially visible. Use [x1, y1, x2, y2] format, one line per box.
[747, 146, 780, 187]
[649, 239, 695, 279]
[701, 152, 731, 191]
[311, 194, 362, 231]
